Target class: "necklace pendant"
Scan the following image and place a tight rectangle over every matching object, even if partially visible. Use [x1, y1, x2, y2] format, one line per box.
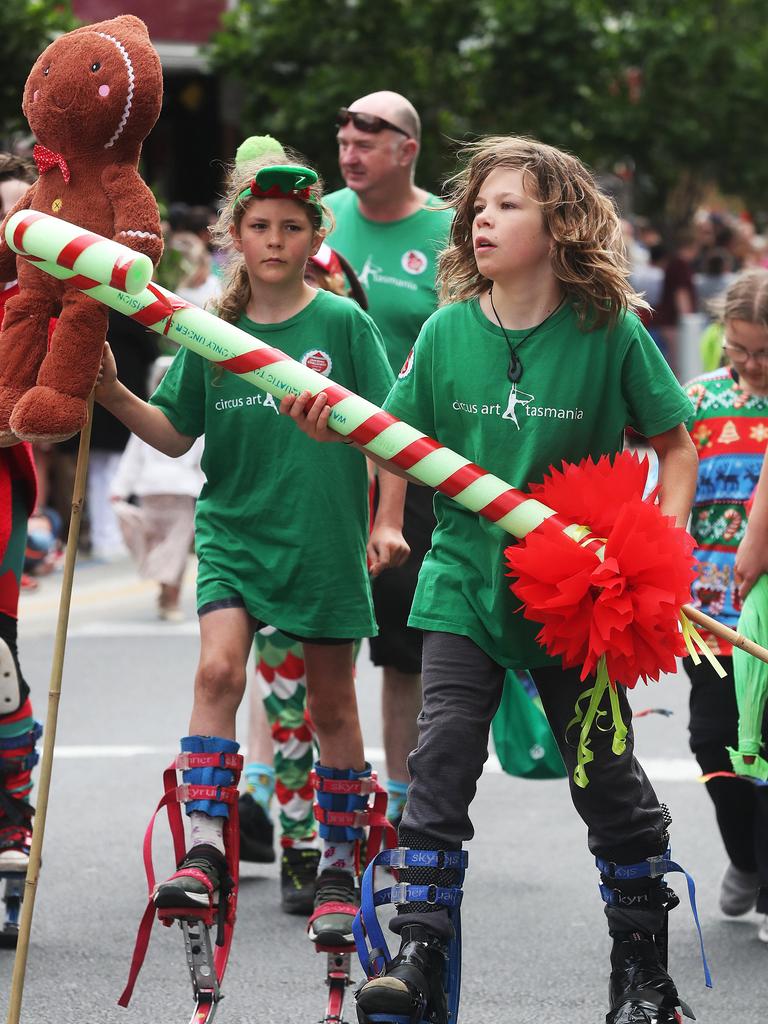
[508, 354, 523, 384]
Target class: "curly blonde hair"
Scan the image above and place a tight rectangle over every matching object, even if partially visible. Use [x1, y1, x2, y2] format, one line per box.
[439, 136, 648, 329]
[210, 144, 329, 327]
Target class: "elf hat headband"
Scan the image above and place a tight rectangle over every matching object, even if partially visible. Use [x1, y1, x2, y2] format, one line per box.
[234, 164, 323, 223]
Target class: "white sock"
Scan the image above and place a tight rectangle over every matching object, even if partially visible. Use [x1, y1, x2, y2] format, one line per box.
[321, 839, 356, 875]
[189, 811, 225, 856]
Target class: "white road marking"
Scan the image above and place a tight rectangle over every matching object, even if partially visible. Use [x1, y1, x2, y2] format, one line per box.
[51, 744, 702, 781]
[65, 621, 199, 637]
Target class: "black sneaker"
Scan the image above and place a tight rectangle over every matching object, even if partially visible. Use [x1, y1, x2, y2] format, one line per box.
[238, 793, 276, 863]
[307, 867, 358, 945]
[281, 847, 321, 915]
[355, 924, 448, 1024]
[153, 843, 225, 911]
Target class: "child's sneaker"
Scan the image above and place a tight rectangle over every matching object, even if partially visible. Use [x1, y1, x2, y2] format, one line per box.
[281, 847, 320, 915]
[153, 843, 225, 911]
[0, 825, 32, 872]
[719, 862, 758, 916]
[238, 792, 276, 863]
[307, 868, 357, 945]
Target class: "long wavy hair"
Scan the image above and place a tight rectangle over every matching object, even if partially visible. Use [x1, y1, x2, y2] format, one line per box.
[210, 144, 329, 328]
[438, 136, 648, 329]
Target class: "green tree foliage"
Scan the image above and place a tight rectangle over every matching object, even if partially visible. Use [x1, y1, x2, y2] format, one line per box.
[210, 0, 472, 190]
[0, 1, 77, 139]
[210, 0, 768, 226]
[598, 0, 768, 226]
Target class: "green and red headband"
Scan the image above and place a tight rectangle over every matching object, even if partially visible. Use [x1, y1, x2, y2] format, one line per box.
[234, 164, 323, 223]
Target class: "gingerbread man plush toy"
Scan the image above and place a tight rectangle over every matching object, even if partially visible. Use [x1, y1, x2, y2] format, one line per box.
[0, 14, 163, 446]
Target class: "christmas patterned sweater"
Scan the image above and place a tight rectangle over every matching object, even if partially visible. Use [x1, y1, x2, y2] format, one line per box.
[686, 367, 768, 653]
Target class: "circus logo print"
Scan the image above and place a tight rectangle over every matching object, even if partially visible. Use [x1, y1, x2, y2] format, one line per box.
[398, 347, 415, 379]
[301, 349, 333, 376]
[401, 249, 428, 275]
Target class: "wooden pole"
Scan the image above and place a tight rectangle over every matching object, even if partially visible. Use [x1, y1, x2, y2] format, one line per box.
[6, 394, 94, 1024]
[682, 602, 768, 665]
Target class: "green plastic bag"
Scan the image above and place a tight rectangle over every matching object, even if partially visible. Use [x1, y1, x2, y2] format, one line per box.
[730, 575, 768, 781]
[491, 670, 567, 780]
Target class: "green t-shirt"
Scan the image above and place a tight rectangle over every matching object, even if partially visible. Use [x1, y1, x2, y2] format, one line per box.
[325, 188, 453, 375]
[150, 289, 394, 638]
[383, 299, 694, 668]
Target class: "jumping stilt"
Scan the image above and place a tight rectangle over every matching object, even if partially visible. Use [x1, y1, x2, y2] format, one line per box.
[119, 748, 243, 1024]
[353, 848, 467, 1024]
[312, 769, 397, 1024]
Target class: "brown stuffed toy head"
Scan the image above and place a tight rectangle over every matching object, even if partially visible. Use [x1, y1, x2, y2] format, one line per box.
[22, 15, 162, 159]
[0, 13, 164, 449]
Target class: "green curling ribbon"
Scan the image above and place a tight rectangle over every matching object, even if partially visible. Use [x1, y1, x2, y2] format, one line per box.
[565, 656, 627, 787]
[607, 665, 628, 757]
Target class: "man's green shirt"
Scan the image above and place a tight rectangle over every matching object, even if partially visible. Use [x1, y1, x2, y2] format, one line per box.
[325, 187, 453, 375]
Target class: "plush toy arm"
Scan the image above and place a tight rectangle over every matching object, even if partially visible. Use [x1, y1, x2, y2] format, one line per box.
[0, 183, 36, 282]
[102, 165, 163, 265]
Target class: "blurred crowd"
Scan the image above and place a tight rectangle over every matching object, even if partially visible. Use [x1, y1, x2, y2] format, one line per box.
[625, 208, 768, 376]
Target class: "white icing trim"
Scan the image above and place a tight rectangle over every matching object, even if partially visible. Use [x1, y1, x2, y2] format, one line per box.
[97, 32, 135, 149]
[118, 230, 160, 239]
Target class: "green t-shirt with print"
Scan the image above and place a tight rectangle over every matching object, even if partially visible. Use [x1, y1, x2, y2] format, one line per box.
[150, 289, 394, 639]
[325, 187, 453, 375]
[383, 299, 694, 669]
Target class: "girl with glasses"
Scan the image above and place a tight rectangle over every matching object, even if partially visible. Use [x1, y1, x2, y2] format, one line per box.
[684, 267, 768, 946]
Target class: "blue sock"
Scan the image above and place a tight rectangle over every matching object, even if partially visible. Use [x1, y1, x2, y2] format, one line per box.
[245, 761, 275, 813]
[386, 778, 409, 823]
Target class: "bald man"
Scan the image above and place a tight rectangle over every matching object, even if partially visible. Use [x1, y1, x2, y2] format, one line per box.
[325, 92, 453, 826]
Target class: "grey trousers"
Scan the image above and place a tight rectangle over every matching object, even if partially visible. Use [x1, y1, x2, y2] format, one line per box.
[401, 631, 668, 863]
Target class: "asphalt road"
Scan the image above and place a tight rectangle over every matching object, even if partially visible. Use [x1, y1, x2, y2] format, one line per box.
[1, 557, 765, 1023]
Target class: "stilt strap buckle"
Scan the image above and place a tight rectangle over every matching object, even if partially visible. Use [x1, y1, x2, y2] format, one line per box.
[596, 848, 712, 989]
[314, 806, 372, 828]
[379, 882, 463, 908]
[175, 752, 243, 772]
[597, 853, 670, 880]
[311, 773, 379, 795]
[376, 848, 468, 871]
[176, 783, 239, 805]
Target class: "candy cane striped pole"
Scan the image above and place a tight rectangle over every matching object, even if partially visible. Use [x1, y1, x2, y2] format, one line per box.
[10, 216, 766, 662]
[6, 213, 572, 545]
[6, 210, 154, 296]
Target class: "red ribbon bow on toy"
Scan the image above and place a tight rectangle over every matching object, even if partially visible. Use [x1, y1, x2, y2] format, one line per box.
[33, 144, 71, 185]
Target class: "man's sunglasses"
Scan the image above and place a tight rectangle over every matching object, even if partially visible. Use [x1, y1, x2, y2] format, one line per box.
[336, 108, 410, 138]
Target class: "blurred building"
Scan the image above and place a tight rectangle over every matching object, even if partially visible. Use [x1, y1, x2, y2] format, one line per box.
[73, 1, 239, 206]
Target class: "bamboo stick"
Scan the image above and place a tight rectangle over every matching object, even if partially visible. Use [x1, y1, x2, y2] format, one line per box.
[682, 602, 768, 665]
[6, 394, 94, 1024]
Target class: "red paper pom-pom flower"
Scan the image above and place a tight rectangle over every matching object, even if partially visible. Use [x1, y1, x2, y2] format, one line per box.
[505, 451, 696, 687]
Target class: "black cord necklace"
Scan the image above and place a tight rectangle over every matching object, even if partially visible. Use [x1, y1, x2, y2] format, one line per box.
[489, 286, 565, 384]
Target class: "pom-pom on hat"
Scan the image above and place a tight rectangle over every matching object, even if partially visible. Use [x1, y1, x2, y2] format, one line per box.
[235, 134, 285, 165]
